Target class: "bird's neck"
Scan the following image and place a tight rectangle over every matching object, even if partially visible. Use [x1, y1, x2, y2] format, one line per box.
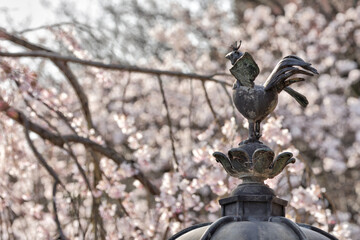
[233, 80, 255, 89]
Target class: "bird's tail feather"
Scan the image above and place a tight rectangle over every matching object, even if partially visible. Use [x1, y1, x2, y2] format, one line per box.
[264, 55, 318, 91]
[284, 87, 309, 108]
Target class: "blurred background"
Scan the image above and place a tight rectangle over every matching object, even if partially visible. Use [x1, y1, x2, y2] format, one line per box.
[0, 0, 360, 239]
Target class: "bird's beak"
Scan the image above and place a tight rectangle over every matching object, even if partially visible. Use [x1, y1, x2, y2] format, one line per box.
[225, 52, 232, 60]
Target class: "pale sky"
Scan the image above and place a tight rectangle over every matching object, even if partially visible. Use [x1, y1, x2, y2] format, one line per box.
[0, 0, 99, 31]
[0, 0, 54, 29]
[0, 0, 232, 31]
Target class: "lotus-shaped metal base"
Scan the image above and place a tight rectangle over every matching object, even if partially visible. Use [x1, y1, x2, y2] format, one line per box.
[213, 142, 295, 182]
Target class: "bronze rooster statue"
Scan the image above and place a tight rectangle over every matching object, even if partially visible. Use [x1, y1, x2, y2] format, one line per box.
[226, 41, 318, 142]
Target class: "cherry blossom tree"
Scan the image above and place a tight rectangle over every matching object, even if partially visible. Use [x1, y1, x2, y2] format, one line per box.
[0, 1, 359, 239]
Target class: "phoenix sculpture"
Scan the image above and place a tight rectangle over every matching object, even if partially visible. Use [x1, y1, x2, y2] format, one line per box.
[226, 41, 318, 143]
[212, 41, 318, 182]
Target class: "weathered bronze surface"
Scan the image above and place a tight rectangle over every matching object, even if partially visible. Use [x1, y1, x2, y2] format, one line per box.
[214, 142, 295, 182]
[169, 42, 337, 240]
[227, 42, 318, 142]
[213, 42, 318, 183]
[170, 183, 337, 240]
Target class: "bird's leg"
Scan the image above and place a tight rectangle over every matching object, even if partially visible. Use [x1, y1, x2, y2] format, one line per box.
[240, 120, 262, 144]
[255, 121, 262, 140]
[248, 120, 256, 142]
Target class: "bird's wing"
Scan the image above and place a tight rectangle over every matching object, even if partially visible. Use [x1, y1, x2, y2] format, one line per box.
[230, 52, 259, 87]
[263, 55, 318, 91]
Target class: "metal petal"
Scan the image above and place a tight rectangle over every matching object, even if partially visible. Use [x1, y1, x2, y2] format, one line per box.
[213, 152, 238, 176]
[269, 152, 294, 178]
[252, 148, 275, 174]
[228, 148, 250, 173]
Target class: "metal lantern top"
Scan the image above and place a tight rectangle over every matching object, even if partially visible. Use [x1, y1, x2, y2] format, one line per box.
[169, 42, 338, 240]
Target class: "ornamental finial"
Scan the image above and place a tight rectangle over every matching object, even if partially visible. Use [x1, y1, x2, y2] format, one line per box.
[213, 42, 318, 182]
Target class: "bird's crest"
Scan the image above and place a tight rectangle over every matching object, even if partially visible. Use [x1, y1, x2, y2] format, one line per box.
[230, 40, 242, 51]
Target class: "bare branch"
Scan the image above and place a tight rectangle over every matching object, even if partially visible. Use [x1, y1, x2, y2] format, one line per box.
[23, 118, 65, 189]
[15, 26, 110, 238]
[12, 77, 77, 134]
[188, 79, 194, 143]
[220, 83, 236, 120]
[25, 99, 93, 194]
[0, 51, 230, 86]
[0, 29, 95, 129]
[24, 117, 85, 236]
[55, 60, 95, 129]
[0, 98, 160, 195]
[201, 81, 221, 128]
[0, 30, 138, 237]
[52, 181, 69, 240]
[157, 75, 179, 170]
[3, 102, 86, 238]
[16, 22, 92, 34]
[121, 72, 132, 113]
